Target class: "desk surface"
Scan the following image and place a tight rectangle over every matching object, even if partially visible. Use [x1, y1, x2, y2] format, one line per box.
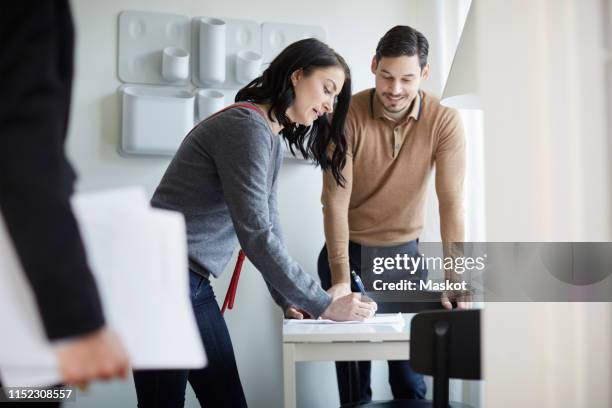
[282, 313, 415, 343]
[282, 313, 414, 407]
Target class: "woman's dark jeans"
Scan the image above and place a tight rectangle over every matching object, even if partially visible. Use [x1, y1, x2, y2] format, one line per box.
[133, 271, 247, 408]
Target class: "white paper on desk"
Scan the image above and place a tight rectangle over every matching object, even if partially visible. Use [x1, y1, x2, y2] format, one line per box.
[284, 313, 405, 326]
[0, 187, 206, 387]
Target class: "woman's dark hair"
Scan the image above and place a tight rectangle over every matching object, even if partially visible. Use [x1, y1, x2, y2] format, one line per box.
[235, 38, 351, 186]
[375, 25, 429, 70]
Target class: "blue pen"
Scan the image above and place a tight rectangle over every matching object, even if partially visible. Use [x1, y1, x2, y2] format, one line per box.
[351, 270, 367, 296]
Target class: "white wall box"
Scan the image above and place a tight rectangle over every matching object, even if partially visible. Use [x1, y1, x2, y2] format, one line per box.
[196, 89, 225, 122]
[261, 22, 326, 64]
[118, 11, 191, 85]
[120, 85, 194, 156]
[191, 17, 261, 89]
[194, 88, 239, 122]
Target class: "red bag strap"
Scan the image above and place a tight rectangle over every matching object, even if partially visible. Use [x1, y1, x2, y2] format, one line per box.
[221, 250, 246, 315]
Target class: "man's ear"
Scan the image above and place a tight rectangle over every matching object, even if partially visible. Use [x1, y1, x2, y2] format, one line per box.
[371, 56, 378, 74]
[291, 68, 303, 86]
[421, 63, 431, 80]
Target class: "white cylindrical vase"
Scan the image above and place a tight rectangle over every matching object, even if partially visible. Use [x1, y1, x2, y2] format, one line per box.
[162, 46, 190, 82]
[199, 18, 226, 84]
[235, 50, 262, 84]
[197, 89, 225, 121]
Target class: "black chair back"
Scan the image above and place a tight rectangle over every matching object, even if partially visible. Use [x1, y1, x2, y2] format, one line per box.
[410, 309, 481, 408]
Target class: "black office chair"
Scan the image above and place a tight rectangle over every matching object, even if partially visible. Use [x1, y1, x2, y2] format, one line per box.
[341, 309, 481, 408]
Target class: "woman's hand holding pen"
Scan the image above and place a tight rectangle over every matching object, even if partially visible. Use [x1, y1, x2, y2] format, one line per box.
[320, 293, 377, 321]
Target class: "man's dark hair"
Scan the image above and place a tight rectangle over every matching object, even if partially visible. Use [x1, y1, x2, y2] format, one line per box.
[375, 25, 429, 70]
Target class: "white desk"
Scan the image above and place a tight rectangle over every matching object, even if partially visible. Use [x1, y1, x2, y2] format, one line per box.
[282, 313, 414, 408]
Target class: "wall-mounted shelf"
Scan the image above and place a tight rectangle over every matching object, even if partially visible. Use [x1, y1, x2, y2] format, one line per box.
[120, 85, 194, 156]
[117, 10, 325, 163]
[190, 17, 261, 89]
[118, 11, 191, 86]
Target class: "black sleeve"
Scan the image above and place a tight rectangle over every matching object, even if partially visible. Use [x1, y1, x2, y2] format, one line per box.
[0, 2, 105, 340]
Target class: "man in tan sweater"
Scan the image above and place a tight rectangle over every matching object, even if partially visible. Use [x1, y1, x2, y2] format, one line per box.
[318, 26, 467, 403]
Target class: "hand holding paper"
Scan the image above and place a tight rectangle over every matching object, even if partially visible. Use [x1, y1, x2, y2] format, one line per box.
[0, 187, 206, 387]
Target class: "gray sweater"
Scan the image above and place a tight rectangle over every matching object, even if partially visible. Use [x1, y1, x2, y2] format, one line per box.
[151, 104, 332, 318]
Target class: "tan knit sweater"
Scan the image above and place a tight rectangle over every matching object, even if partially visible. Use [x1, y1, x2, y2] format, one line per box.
[321, 88, 466, 285]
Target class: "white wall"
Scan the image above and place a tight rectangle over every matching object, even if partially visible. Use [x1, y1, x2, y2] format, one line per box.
[67, 1, 416, 406]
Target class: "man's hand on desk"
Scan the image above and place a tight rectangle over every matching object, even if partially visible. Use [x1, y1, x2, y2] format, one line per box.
[284, 306, 312, 320]
[320, 293, 377, 321]
[56, 326, 130, 388]
[326, 283, 352, 300]
[441, 290, 473, 310]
